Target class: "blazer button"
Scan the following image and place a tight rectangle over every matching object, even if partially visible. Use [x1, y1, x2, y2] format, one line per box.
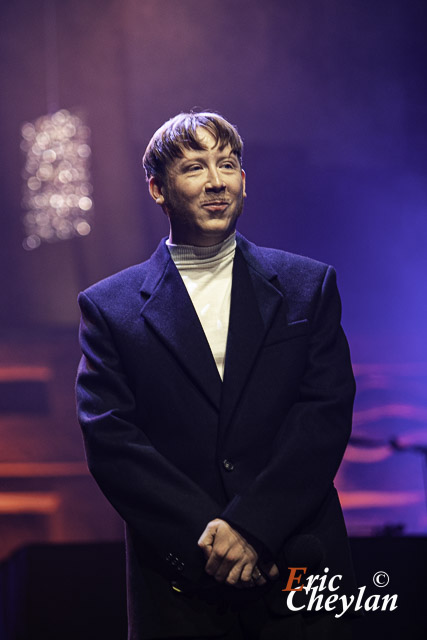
[223, 459, 234, 471]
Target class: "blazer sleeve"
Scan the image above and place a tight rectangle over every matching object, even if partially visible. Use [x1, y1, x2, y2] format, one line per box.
[76, 291, 221, 583]
[220, 266, 355, 558]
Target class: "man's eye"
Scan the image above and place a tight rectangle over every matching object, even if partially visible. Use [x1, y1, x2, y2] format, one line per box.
[187, 165, 203, 172]
[221, 162, 235, 169]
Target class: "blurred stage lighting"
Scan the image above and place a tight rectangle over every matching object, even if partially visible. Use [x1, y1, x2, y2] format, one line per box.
[20, 109, 93, 250]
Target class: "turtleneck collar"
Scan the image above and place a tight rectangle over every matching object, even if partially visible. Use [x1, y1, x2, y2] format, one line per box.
[166, 231, 236, 267]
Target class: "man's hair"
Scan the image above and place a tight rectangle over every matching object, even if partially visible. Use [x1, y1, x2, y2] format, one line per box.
[142, 111, 243, 182]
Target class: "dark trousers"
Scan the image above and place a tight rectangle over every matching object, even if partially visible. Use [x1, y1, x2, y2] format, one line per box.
[147, 597, 354, 639]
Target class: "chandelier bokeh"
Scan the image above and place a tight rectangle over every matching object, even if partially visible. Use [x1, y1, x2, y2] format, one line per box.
[21, 109, 93, 250]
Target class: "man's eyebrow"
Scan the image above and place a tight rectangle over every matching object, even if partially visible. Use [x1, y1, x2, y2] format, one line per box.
[219, 151, 238, 160]
[179, 153, 206, 162]
[179, 149, 237, 162]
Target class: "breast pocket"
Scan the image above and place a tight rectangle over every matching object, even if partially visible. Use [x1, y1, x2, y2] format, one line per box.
[263, 319, 309, 348]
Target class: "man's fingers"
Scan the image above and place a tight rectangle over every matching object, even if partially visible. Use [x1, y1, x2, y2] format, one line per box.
[239, 559, 257, 585]
[221, 558, 247, 586]
[197, 520, 220, 559]
[206, 545, 251, 583]
[200, 519, 267, 587]
[259, 561, 280, 581]
[230, 565, 268, 589]
[224, 557, 258, 587]
[203, 536, 234, 577]
[267, 563, 280, 580]
[251, 565, 267, 586]
[199, 516, 280, 588]
[206, 550, 235, 581]
[201, 519, 255, 576]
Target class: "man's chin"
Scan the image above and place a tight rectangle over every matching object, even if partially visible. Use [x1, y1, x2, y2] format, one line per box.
[198, 222, 238, 244]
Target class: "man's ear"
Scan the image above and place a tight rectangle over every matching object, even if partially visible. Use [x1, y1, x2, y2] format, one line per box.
[241, 169, 247, 198]
[148, 177, 165, 205]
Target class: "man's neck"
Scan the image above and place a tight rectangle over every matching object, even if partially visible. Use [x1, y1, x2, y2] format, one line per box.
[167, 229, 237, 248]
[167, 230, 236, 250]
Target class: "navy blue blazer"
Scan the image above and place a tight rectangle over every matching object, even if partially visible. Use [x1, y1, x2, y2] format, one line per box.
[76, 232, 356, 638]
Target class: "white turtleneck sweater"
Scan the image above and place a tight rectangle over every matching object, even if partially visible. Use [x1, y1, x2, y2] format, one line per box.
[166, 232, 236, 380]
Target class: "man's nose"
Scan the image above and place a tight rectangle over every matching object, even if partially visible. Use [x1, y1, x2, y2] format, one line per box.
[205, 167, 225, 191]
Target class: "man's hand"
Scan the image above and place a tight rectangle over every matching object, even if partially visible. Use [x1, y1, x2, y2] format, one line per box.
[198, 518, 279, 588]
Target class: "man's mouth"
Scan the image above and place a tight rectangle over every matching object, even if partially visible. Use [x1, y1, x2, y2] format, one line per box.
[201, 201, 229, 211]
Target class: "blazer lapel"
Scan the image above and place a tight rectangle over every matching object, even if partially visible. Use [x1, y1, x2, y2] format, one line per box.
[139, 234, 282, 420]
[220, 235, 283, 432]
[139, 240, 222, 411]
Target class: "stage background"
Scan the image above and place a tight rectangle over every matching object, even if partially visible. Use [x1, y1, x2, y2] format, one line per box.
[0, 0, 426, 632]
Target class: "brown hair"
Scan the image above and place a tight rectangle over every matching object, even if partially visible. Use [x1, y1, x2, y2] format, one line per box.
[142, 111, 243, 182]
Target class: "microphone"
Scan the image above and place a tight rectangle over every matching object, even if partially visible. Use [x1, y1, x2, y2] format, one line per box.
[282, 534, 324, 573]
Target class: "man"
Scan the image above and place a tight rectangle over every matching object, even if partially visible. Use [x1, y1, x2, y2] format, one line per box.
[76, 111, 356, 639]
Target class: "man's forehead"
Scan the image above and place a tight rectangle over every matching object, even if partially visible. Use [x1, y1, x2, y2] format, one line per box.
[175, 130, 234, 161]
[193, 127, 217, 147]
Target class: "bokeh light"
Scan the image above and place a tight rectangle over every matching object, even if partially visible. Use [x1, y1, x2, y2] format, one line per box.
[20, 109, 93, 250]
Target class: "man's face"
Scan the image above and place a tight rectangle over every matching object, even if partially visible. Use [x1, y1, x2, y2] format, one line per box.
[149, 128, 246, 246]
